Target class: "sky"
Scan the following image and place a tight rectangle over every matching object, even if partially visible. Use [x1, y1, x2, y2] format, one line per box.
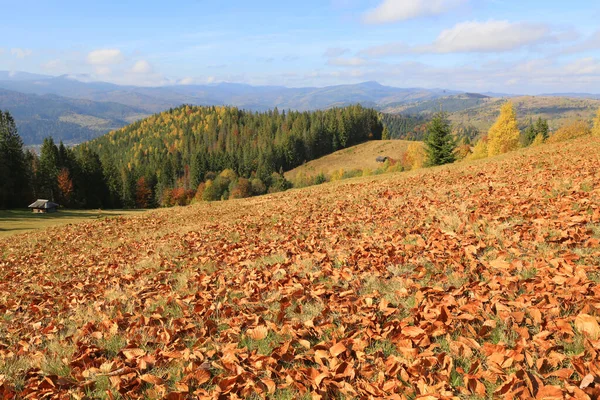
[1, 0, 600, 93]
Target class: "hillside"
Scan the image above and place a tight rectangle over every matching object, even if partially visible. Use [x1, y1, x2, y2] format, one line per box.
[0, 75, 459, 114]
[0, 89, 148, 145]
[285, 140, 414, 180]
[385, 94, 600, 133]
[1, 136, 599, 398]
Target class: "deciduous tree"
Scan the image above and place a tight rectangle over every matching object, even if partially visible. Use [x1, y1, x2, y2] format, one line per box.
[487, 102, 521, 157]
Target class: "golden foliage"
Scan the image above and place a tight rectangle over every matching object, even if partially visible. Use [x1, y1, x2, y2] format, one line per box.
[405, 142, 426, 170]
[467, 137, 489, 160]
[592, 107, 600, 137]
[487, 102, 520, 157]
[547, 120, 590, 144]
[530, 133, 545, 147]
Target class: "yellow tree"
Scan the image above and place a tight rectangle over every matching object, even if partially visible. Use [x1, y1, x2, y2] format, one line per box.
[592, 107, 600, 137]
[487, 102, 521, 157]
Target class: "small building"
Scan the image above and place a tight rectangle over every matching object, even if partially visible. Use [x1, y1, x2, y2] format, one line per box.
[28, 199, 59, 214]
[376, 156, 389, 163]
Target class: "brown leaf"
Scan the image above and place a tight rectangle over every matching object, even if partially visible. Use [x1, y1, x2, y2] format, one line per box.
[575, 314, 600, 339]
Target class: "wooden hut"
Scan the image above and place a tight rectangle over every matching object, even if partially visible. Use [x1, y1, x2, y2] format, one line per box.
[28, 199, 59, 213]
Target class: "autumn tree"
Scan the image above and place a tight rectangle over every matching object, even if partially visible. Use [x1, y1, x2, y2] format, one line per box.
[424, 112, 456, 166]
[547, 120, 591, 144]
[487, 102, 521, 157]
[135, 176, 153, 208]
[57, 168, 74, 206]
[592, 108, 600, 137]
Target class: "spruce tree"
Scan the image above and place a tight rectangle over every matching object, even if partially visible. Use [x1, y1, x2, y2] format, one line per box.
[0, 110, 28, 208]
[524, 118, 536, 146]
[535, 117, 549, 140]
[424, 112, 456, 166]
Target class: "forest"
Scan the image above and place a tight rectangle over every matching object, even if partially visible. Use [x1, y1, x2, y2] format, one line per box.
[0, 105, 383, 209]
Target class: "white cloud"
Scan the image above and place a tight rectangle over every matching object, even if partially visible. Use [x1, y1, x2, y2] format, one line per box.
[323, 47, 350, 58]
[87, 49, 123, 65]
[0, 48, 4, 55]
[94, 66, 112, 76]
[424, 20, 549, 53]
[327, 57, 369, 67]
[178, 77, 195, 85]
[131, 60, 152, 74]
[360, 20, 551, 57]
[11, 48, 32, 58]
[363, 0, 466, 24]
[41, 59, 64, 71]
[563, 57, 600, 75]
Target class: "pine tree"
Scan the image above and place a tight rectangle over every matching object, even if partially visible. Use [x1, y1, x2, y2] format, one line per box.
[592, 108, 600, 137]
[487, 102, 521, 157]
[424, 112, 456, 166]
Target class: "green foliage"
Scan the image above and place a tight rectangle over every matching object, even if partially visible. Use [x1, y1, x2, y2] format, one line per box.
[379, 113, 428, 140]
[524, 117, 549, 146]
[424, 112, 456, 166]
[0, 110, 30, 208]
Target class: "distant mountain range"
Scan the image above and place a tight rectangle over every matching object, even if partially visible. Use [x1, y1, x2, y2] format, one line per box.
[1, 71, 600, 145]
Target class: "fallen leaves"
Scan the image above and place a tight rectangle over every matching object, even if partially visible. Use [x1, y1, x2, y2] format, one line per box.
[0, 137, 600, 398]
[575, 313, 600, 340]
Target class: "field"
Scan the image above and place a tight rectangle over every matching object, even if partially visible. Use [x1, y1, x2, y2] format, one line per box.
[1, 137, 600, 399]
[0, 209, 146, 238]
[285, 140, 414, 180]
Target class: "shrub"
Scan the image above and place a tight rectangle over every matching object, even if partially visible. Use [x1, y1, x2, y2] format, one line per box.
[250, 178, 267, 196]
[315, 172, 327, 184]
[530, 133, 545, 147]
[230, 178, 252, 199]
[467, 137, 489, 160]
[268, 173, 292, 193]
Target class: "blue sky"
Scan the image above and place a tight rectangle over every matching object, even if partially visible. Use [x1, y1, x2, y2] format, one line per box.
[1, 0, 600, 93]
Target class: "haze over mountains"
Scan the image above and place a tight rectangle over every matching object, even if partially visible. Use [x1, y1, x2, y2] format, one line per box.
[2, 71, 600, 145]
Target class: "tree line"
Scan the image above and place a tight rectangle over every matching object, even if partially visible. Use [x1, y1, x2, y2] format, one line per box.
[0, 105, 383, 209]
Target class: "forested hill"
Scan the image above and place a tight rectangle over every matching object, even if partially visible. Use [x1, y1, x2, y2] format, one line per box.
[83, 104, 382, 205]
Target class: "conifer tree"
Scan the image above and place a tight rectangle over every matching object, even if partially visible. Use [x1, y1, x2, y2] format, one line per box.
[524, 118, 536, 146]
[487, 102, 520, 157]
[535, 117, 549, 140]
[0, 110, 28, 208]
[424, 112, 455, 166]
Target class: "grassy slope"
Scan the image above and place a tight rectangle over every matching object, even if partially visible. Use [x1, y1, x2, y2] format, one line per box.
[0, 209, 147, 238]
[284, 139, 414, 179]
[1, 137, 599, 398]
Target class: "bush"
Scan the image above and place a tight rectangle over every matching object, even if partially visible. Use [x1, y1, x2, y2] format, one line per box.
[250, 178, 267, 196]
[230, 178, 252, 199]
[547, 120, 591, 143]
[342, 169, 362, 180]
[268, 173, 292, 193]
[315, 173, 327, 184]
[467, 137, 489, 160]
